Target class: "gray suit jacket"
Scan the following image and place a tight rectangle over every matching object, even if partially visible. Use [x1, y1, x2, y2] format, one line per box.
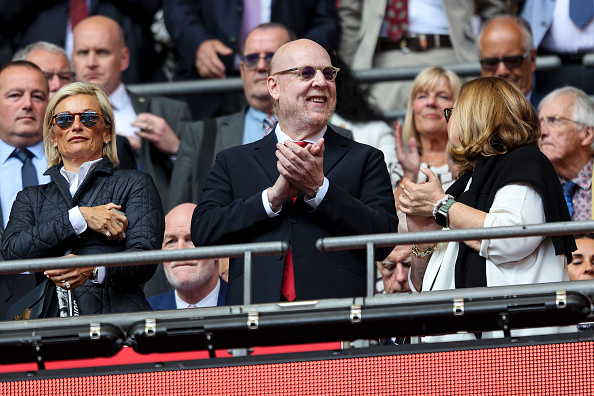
[339, 0, 508, 69]
[128, 90, 193, 204]
[168, 107, 353, 210]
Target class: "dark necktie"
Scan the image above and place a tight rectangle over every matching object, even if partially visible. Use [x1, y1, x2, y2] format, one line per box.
[70, 0, 89, 30]
[385, 0, 409, 42]
[569, 0, 594, 28]
[281, 141, 309, 302]
[562, 181, 578, 218]
[12, 148, 38, 188]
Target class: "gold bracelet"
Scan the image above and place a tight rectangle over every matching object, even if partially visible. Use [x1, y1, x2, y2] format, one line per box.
[412, 244, 438, 257]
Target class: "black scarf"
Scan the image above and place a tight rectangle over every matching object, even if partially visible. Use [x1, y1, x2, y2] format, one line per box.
[445, 144, 576, 288]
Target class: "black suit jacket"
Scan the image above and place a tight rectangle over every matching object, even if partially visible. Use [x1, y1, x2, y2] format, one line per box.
[0, 0, 162, 83]
[191, 127, 398, 305]
[127, 89, 193, 204]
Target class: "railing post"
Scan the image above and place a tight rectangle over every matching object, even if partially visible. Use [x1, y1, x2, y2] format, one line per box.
[243, 250, 252, 306]
[367, 242, 375, 298]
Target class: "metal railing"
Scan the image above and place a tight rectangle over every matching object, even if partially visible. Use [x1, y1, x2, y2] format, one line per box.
[318, 220, 594, 298]
[127, 55, 566, 97]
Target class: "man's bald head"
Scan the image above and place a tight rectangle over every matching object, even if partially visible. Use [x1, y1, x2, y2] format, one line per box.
[72, 16, 130, 94]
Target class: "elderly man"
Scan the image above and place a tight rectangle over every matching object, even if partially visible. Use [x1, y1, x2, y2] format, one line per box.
[539, 87, 594, 221]
[72, 16, 192, 203]
[169, 23, 352, 210]
[0, 61, 50, 319]
[478, 16, 543, 108]
[376, 246, 411, 294]
[169, 23, 294, 209]
[191, 39, 398, 305]
[148, 204, 227, 310]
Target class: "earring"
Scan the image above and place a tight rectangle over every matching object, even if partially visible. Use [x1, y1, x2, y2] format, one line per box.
[53, 143, 57, 148]
[104, 140, 108, 144]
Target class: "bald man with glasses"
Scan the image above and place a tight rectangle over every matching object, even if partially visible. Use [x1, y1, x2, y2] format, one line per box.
[478, 16, 543, 109]
[190, 38, 397, 305]
[168, 23, 351, 211]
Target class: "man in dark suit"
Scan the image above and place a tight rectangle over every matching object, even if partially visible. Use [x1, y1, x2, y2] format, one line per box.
[0, 61, 50, 320]
[72, 16, 192, 204]
[148, 203, 227, 310]
[191, 39, 398, 305]
[169, 23, 352, 211]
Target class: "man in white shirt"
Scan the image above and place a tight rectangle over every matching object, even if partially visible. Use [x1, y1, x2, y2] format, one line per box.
[72, 15, 192, 204]
[148, 203, 226, 310]
[0, 60, 50, 320]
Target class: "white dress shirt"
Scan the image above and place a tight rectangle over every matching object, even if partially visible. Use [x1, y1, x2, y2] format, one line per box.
[175, 278, 221, 309]
[110, 83, 139, 138]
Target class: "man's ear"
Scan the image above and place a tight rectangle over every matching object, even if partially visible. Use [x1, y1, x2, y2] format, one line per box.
[267, 76, 279, 101]
[120, 47, 130, 72]
[581, 125, 594, 148]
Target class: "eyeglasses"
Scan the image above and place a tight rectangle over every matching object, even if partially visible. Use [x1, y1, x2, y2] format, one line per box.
[539, 116, 588, 129]
[443, 107, 455, 123]
[43, 71, 75, 83]
[273, 66, 340, 81]
[53, 111, 103, 129]
[479, 52, 530, 72]
[241, 52, 275, 69]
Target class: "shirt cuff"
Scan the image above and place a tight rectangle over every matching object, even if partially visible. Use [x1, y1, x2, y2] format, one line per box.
[262, 189, 282, 217]
[94, 267, 106, 284]
[68, 206, 87, 235]
[305, 177, 329, 208]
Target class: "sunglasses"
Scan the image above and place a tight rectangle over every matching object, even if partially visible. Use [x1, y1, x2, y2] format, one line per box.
[443, 107, 455, 123]
[53, 111, 103, 129]
[44, 71, 75, 83]
[479, 53, 529, 72]
[241, 52, 275, 69]
[273, 65, 340, 81]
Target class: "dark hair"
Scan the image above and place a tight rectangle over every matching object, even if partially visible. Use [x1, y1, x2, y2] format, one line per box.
[331, 52, 389, 124]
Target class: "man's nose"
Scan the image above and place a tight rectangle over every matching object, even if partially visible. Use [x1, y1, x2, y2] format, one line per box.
[494, 60, 511, 77]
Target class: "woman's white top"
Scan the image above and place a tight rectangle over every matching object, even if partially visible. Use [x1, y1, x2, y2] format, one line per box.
[417, 181, 570, 342]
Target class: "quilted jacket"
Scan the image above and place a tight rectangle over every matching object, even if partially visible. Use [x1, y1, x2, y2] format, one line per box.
[1, 158, 164, 315]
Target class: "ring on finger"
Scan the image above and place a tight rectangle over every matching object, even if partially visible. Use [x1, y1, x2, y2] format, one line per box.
[147, 123, 153, 132]
[105, 230, 111, 237]
[63, 280, 71, 289]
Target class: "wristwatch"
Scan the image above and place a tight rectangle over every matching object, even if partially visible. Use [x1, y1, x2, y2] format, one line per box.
[435, 198, 456, 228]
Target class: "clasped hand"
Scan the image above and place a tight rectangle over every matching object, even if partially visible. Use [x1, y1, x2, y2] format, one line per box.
[79, 203, 129, 243]
[268, 139, 325, 208]
[44, 255, 95, 290]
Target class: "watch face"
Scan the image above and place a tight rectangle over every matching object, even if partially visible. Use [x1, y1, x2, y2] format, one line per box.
[436, 211, 448, 228]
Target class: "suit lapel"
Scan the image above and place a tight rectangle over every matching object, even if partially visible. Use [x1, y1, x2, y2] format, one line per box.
[253, 132, 280, 185]
[128, 89, 151, 115]
[217, 108, 247, 154]
[322, 127, 349, 176]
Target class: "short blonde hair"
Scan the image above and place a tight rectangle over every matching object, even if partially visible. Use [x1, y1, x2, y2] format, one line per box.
[43, 82, 118, 168]
[448, 77, 540, 175]
[403, 67, 461, 152]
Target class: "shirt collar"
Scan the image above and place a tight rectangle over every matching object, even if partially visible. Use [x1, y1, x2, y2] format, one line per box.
[246, 106, 275, 124]
[274, 124, 327, 144]
[563, 156, 594, 191]
[175, 278, 221, 309]
[109, 83, 128, 111]
[0, 138, 45, 164]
